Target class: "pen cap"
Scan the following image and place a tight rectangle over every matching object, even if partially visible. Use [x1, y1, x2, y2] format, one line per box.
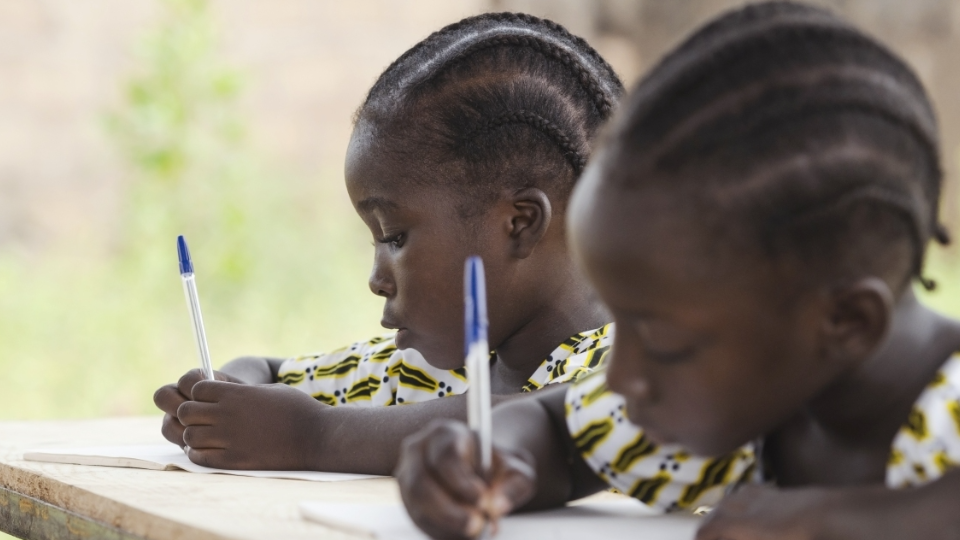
[177, 235, 194, 275]
[464, 256, 489, 353]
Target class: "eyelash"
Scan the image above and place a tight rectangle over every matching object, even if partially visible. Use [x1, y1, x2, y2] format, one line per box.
[375, 233, 405, 249]
[642, 347, 695, 364]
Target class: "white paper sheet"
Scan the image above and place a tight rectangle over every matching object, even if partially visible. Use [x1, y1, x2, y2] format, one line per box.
[299, 498, 700, 539]
[24, 443, 381, 482]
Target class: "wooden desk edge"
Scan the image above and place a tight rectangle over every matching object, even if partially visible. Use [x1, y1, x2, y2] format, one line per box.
[0, 485, 147, 540]
[0, 462, 230, 540]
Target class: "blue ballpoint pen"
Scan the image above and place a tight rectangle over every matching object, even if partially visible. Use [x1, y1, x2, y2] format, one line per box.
[464, 256, 492, 474]
[177, 235, 215, 381]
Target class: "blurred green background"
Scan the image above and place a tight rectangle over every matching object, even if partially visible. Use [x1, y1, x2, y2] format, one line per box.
[1, 0, 959, 422]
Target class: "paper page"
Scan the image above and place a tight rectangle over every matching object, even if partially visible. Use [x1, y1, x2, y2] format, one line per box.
[24, 443, 381, 482]
[299, 499, 700, 540]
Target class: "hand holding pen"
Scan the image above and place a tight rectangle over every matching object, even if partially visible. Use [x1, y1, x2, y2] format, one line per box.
[395, 256, 536, 539]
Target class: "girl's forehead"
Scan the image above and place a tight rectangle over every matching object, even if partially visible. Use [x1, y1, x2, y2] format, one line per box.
[573, 178, 782, 299]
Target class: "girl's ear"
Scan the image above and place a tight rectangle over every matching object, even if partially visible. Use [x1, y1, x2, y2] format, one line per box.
[506, 187, 553, 259]
[819, 277, 894, 366]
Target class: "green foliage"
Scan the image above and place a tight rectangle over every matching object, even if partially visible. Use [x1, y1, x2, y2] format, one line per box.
[0, 0, 382, 420]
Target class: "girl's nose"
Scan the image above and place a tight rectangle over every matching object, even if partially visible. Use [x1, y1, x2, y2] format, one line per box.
[368, 252, 396, 298]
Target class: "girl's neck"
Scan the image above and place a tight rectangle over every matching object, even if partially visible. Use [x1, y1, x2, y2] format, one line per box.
[490, 271, 609, 394]
[807, 289, 960, 441]
[768, 288, 960, 487]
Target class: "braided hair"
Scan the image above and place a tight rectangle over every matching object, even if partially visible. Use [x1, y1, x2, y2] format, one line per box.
[601, 1, 948, 291]
[356, 12, 623, 212]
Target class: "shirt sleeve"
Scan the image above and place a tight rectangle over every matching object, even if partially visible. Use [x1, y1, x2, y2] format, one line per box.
[565, 369, 756, 513]
[277, 335, 471, 407]
[887, 354, 960, 488]
[277, 335, 401, 407]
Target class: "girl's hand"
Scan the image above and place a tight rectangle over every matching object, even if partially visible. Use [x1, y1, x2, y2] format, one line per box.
[176, 380, 327, 470]
[395, 420, 536, 540]
[695, 484, 828, 540]
[153, 369, 245, 447]
[698, 471, 960, 540]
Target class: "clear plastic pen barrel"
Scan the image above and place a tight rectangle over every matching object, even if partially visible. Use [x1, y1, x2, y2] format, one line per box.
[181, 273, 214, 381]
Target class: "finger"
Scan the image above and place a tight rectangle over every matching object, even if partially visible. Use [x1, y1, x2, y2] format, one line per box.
[161, 414, 186, 447]
[696, 519, 751, 540]
[177, 400, 219, 425]
[153, 384, 187, 416]
[182, 425, 227, 450]
[212, 370, 239, 383]
[696, 509, 751, 540]
[190, 380, 234, 402]
[177, 369, 207, 399]
[186, 447, 229, 469]
[424, 424, 487, 506]
[401, 467, 485, 540]
[485, 452, 536, 517]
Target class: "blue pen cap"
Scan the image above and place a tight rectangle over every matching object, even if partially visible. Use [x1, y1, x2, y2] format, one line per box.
[464, 256, 489, 353]
[177, 235, 194, 275]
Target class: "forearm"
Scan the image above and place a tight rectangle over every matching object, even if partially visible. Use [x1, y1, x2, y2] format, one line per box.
[308, 394, 479, 475]
[218, 356, 285, 384]
[490, 385, 606, 511]
[818, 469, 960, 539]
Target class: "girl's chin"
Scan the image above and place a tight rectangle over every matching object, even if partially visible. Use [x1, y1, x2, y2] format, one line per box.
[394, 328, 411, 349]
[395, 332, 466, 371]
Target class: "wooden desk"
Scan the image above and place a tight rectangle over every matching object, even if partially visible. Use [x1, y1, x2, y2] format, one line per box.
[0, 417, 397, 540]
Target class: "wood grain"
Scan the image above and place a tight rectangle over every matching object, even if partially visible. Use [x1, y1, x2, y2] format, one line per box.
[0, 417, 399, 540]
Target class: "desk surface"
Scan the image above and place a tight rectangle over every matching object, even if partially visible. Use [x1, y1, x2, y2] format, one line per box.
[0, 417, 398, 540]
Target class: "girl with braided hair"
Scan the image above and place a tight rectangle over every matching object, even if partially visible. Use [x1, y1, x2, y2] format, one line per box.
[396, 2, 960, 539]
[151, 13, 643, 476]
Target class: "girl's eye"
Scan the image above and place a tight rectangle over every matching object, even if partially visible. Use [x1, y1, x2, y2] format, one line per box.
[642, 346, 696, 364]
[633, 320, 697, 364]
[376, 233, 405, 249]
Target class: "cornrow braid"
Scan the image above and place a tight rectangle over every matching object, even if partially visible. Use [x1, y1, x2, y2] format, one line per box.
[419, 32, 616, 117]
[465, 110, 588, 175]
[356, 12, 623, 205]
[601, 1, 947, 292]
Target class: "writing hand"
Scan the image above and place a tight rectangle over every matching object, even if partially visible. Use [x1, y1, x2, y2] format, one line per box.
[696, 484, 831, 540]
[177, 380, 326, 470]
[395, 420, 536, 540]
[153, 369, 245, 447]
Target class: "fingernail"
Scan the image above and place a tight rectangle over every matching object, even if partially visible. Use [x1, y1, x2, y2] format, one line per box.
[465, 512, 485, 537]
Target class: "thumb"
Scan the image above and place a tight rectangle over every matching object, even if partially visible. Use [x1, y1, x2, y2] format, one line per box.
[483, 449, 536, 519]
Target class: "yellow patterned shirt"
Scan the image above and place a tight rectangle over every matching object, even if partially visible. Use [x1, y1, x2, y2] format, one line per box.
[278, 324, 613, 406]
[566, 352, 960, 512]
[565, 370, 755, 513]
[887, 353, 960, 488]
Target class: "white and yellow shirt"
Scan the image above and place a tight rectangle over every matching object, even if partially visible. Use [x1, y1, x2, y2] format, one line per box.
[565, 352, 960, 513]
[278, 324, 614, 406]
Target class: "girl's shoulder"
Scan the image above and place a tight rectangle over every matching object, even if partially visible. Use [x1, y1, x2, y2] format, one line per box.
[886, 329, 960, 488]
